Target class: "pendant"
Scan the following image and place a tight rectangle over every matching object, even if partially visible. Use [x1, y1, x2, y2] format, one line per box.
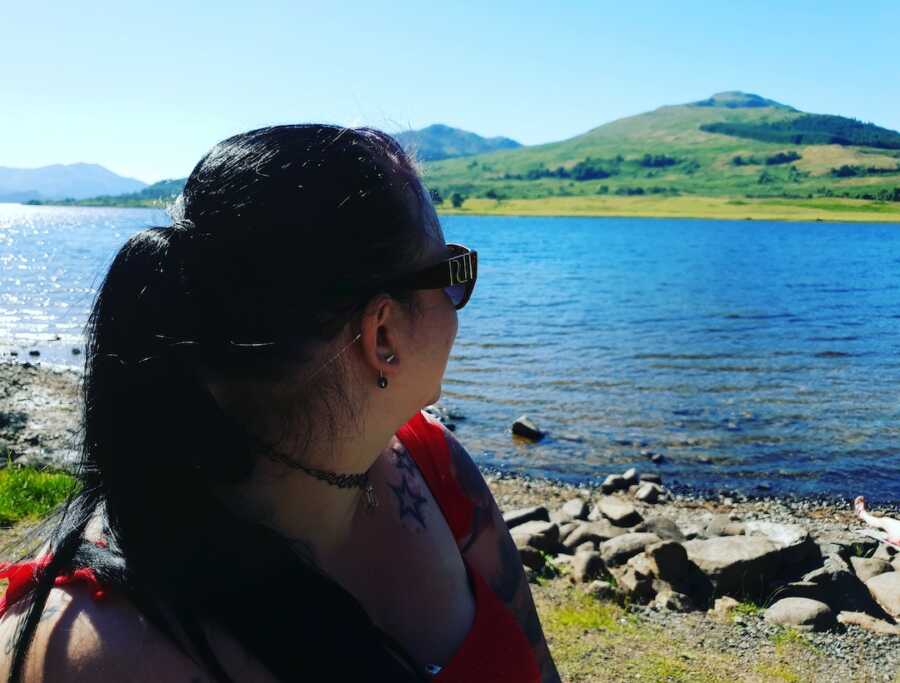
[363, 484, 379, 512]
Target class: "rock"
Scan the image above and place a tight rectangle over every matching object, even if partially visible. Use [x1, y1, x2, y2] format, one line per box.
[683, 536, 786, 596]
[575, 541, 596, 554]
[503, 506, 550, 529]
[866, 572, 900, 618]
[599, 533, 661, 567]
[650, 454, 665, 464]
[837, 611, 900, 636]
[512, 415, 544, 441]
[560, 498, 590, 521]
[572, 551, 606, 583]
[765, 598, 835, 632]
[850, 556, 893, 583]
[599, 474, 627, 494]
[511, 521, 559, 554]
[813, 531, 877, 561]
[646, 541, 690, 582]
[635, 482, 662, 504]
[635, 517, 686, 542]
[584, 580, 617, 601]
[894, 556, 900, 572]
[613, 563, 654, 602]
[28, 350, 40, 357]
[709, 596, 740, 621]
[596, 497, 643, 527]
[518, 546, 545, 571]
[654, 590, 694, 612]
[562, 520, 625, 551]
[745, 521, 815, 566]
[557, 522, 579, 541]
[639, 473, 662, 484]
[622, 468, 639, 486]
[681, 523, 706, 540]
[705, 514, 745, 537]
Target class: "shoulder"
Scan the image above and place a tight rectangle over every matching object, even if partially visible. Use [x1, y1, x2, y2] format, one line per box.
[0, 584, 267, 682]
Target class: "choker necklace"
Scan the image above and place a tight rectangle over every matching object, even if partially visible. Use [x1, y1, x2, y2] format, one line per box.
[294, 463, 379, 512]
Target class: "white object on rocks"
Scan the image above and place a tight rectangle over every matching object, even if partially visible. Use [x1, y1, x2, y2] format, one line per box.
[765, 597, 835, 632]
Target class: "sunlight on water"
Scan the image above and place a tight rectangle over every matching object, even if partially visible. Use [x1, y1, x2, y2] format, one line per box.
[2, 204, 899, 501]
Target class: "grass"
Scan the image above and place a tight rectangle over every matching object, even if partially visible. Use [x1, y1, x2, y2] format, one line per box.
[0, 465, 78, 526]
[533, 583, 828, 682]
[437, 194, 900, 222]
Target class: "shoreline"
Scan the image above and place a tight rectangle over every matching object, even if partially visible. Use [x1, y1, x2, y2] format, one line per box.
[437, 195, 900, 223]
[12, 196, 900, 223]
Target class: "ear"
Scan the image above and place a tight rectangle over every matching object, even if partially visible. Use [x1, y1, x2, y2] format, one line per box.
[358, 294, 406, 381]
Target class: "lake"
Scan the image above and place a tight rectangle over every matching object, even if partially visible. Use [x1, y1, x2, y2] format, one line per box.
[2, 203, 899, 502]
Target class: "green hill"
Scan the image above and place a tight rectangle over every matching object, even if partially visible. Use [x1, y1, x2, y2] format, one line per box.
[423, 91, 900, 207]
[393, 124, 521, 161]
[29, 177, 186, 208]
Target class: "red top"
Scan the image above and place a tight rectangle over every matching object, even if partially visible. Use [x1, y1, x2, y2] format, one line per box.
[395, 411, 541, 682]
[0, 410, 540, 682]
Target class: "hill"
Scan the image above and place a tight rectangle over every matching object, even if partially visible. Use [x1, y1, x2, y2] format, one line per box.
[31, 178, 186, 208]
[423, 91, 900, 208]
[0, 163, 146, 202]
[393, 124, 521, 162]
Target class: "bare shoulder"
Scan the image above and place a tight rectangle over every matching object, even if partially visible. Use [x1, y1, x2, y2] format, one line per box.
[0, 584, 246, 682]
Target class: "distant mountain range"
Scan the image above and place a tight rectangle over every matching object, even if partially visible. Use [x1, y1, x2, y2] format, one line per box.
[17, 94, 900, 209]
[0, 163, 146, 202]
[393, 124, 521, 161]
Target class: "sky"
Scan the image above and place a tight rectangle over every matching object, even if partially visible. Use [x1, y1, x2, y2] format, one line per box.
[2, 0, 898, 183]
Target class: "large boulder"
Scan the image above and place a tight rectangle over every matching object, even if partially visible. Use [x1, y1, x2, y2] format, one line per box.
[599, 474, 627, 494]
[745, 521, 815, 566]
[635, 516, 686, 542]
[646, 541, 690, 583]
[776, 554, 893, 620]
[837, 611, 900, 636]
[635, 482, 663, 504]
[562, 520, 625, 551]
[512, 415, 544, 441]
[682, 536, 786, 596]
[560, 498, 590, 521]
[866, 572, 900, 618]
[850, 557, 893, 583]
[765, 598, 835, 632]
[503, 506, 550, 530]
[511, 521, 559, 554]
[571, 551, 607, 583]
[596, 497, 643, 527]
[599, 533, 661, 567]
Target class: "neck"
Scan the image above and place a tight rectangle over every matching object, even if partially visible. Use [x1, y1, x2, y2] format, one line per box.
[220, 418, 395, 571]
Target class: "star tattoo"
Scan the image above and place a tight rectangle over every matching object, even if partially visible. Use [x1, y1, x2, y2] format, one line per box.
[393, 447, 418, 476]
[389, 476, 427, 529]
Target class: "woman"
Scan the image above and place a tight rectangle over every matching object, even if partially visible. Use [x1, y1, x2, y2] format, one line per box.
[0, 125, 560, 682]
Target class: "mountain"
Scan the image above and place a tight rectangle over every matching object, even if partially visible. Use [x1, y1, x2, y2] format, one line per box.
[422, 91, 900, 204]
[394, 124, 521, 162]
[0, 163, 147, 202]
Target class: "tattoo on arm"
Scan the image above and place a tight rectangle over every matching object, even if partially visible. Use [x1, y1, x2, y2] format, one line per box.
[443, 428, 561, 682]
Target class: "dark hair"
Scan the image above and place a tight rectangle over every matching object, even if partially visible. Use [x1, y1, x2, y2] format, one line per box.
[6, 125, 442, 681]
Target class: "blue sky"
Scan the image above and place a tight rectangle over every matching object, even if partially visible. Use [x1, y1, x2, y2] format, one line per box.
[3, 1, 898, 183]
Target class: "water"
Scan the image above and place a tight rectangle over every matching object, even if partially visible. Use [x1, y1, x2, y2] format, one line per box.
[2, 204, 899, 502]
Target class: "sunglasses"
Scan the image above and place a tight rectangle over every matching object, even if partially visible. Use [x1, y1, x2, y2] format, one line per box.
[385, 243, 478, 310]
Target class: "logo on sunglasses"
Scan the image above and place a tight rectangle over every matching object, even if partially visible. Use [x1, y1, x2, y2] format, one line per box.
[448, 253, 473, 286]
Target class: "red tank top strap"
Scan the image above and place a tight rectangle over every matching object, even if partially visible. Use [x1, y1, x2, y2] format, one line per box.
[0, 555, 107, 616]
[395, 410, 474, 543]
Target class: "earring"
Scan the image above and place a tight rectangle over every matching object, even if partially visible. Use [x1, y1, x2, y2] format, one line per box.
[378, 370, 388, 389]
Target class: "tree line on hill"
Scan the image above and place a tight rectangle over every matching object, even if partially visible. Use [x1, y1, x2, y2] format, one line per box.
[701, 114, 900, 150]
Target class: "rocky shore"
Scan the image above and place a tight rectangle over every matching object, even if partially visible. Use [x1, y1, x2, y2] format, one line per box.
[2, 357, 899, 681]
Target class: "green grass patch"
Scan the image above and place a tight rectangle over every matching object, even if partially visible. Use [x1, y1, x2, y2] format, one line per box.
[542, 589, 635, 633]
[732, 600, 764, 618]
[0, 466, 78, 526]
